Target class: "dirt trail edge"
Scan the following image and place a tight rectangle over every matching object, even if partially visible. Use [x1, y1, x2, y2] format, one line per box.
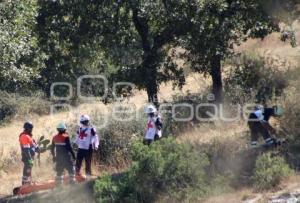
[0, 180, 95, 203]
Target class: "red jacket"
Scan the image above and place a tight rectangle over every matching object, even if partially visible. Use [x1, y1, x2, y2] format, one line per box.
[51, 133, 75, 160]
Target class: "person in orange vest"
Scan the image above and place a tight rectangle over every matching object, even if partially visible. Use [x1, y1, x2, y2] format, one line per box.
[19, 122, 36, 185]
[50, 122, 76, 185]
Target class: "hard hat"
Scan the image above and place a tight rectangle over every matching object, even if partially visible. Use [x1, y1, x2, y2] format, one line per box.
[80, 115, 90, 122]
[57, 122, 67, 130]
[273, 106, 284, 117]
[23, 122, 33, 130]
[145, 105, 157, 114]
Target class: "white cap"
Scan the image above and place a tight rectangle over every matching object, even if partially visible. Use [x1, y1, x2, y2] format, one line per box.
[145, 105, 157, 114]
[80, 115, 90, 122]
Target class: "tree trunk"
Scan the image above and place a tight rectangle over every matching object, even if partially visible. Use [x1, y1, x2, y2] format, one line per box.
[146, 81, 159, 106]
[144, 52, 159, 107]
[132, 9, 159, 107]
[210, 55, 223, 104]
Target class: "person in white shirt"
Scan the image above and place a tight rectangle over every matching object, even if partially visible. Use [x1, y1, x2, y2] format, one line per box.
[74, 115, 99, 176]
[144, 105, 163, 145]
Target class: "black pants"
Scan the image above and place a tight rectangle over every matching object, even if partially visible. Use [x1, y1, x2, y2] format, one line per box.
[56, 157, 75, 184]
[76, 147, 93, 175]
[143, 134, 161, 145]
[22, 160, 32, 185]
[248, 121, 272, 143]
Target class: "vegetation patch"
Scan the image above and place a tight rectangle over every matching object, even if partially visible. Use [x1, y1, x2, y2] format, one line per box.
[94, 138, 210, 202]
[252, 152, 293, 190]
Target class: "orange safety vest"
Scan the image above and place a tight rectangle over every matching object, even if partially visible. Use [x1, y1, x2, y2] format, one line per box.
[19, 132, 34, 149]
[53, 133, 69, 146]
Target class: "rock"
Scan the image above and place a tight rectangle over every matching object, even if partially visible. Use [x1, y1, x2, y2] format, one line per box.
[269, 193, 299, 203]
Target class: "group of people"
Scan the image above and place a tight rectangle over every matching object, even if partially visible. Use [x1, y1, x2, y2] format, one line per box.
[19, 104, 163, 186]
[19, 115, 99, 185]
[18, 103, 282, 186]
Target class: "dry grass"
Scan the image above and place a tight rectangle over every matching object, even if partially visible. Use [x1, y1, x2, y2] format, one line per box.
[0, 73, 206, 196]
[237, 20, 300, 67]
[201, 188, 254, 203]
[178, 121, 248, 145]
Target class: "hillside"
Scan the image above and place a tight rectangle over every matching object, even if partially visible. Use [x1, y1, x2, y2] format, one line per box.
[1, 24, 300, 202]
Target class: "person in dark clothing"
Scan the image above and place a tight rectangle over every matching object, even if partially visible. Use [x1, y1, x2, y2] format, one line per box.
[51, 122, 76, 185]
[248, 105, 283, 147]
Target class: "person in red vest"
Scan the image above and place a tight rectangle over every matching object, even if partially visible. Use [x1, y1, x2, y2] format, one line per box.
[51, 122, 76, 185]
[19, 122, 36, 185]
[144, 105, 163, 145]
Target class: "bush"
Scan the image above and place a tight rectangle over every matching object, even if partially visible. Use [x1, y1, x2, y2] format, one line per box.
[93, 107, 146, 166]
[162, 91, 213, 136]
[224, 53, 289, 104]
[252, 152, 293, 190]
[280, 69, 300, 139]
[94, 138, 210, 202]
[0, 147, 20, 174]
[0, 91, 51, 123]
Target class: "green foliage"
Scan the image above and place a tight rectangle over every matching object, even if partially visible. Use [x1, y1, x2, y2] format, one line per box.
[182, 0, 280, 101]
[37, 136, 51, 153]
[94, 138, 210, 202]
[252, 153, 293, 190]
[0, 0, 45, 91]
[224, 53, 289, 104]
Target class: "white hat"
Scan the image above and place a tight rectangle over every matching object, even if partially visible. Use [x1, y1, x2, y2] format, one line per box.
[80, 115, 90, 122]
[145, 105, 157, 114]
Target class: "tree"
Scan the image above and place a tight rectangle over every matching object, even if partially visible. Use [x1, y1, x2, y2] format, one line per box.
[0, 0, 44, 92]
[36, 0, 199, 105]
[182, 0, 281, 103]
[99, 0, 194, 106]
[35, 0, 100, 95]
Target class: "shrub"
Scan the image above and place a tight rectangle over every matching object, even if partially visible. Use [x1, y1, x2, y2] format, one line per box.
[0, 147, 20, 173]
[195, 136, 257, 188]
[162, 91, 213, 136]
[252, 152, 293, 190]
[97, 118, 145, 166]
[224, 53, 289, 104]
[0, 91, 17, 122]
[0, 91, 51, 123]
[94, 138, 210, 202]
[280, 69, 300, 139]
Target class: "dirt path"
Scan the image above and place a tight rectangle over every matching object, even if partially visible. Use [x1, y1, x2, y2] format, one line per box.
[0, 180, 95, 203]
